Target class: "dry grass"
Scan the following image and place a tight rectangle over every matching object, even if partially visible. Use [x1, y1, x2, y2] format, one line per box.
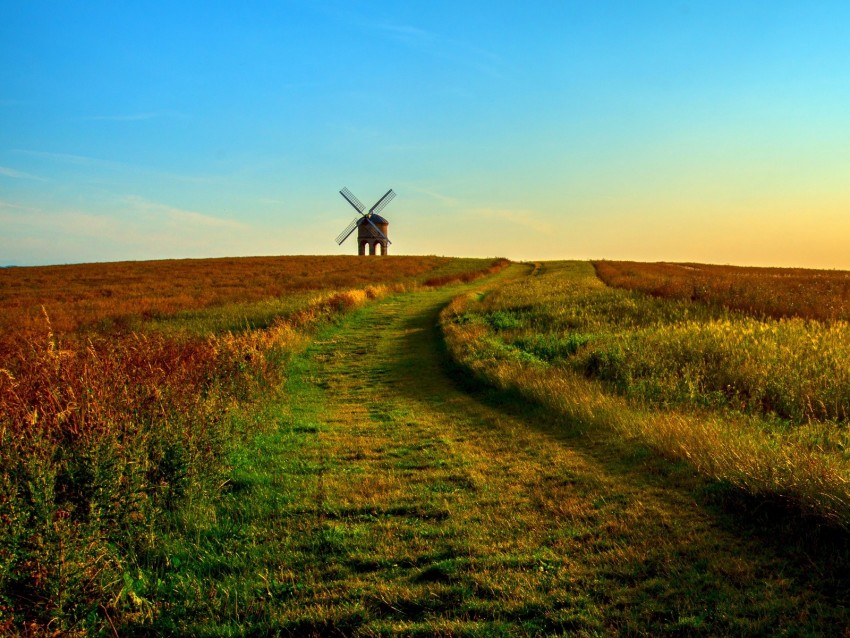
[594, 259, 850, 321]
[0, 255, 462, 341]
[0, 256, 508, 445]
[440, 261, 850, 526]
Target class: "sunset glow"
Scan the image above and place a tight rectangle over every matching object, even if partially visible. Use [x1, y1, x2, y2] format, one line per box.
[2, 2, 849, 267]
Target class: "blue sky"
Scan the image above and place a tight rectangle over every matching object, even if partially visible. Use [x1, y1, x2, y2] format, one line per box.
[2, 1, 850, 267]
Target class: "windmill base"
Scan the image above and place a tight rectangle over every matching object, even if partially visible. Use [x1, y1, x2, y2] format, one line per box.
[359, 240, 388, 256]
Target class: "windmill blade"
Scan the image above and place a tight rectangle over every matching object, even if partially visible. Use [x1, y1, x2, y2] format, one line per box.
[335, 217, 360, 245]
[366, 217, 392, 244]
[340, 187, 366, 214]
[369, 189, 396, 216]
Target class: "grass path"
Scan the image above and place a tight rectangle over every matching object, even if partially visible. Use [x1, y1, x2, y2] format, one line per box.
[149, 265, 849, 636]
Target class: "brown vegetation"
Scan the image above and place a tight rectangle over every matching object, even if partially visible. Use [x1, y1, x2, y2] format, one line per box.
[422, 258, 510, 287]
[0, 255, 459, 341]
[593, 260, 850, 321]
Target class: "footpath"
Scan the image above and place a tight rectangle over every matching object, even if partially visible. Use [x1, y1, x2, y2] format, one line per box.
[161, 264, 847, 635]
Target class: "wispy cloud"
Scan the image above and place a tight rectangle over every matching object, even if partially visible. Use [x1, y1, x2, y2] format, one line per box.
[1, 197, 255, 265]
[468, 207, 554, 235]
[321, 6, 503, 79]
[3, 196, 250, 240]
[0, 166, 47, 181]
[13, 149, 125, 169]
[12, 149, 211, 184]
[401, 182, 550, 234]
[370, 21, 435, 47]
[382, 142, 437, 153]
[0, 209, 126, 240]
[402, 183, 461, 207]
[123, 196, 249, 230]
[0, 199, 40, 212]
[361, 19, 503, 78]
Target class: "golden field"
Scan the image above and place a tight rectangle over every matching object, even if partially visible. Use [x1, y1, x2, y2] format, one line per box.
[0, 255, 469, 340]
[594, 259, 850, 321]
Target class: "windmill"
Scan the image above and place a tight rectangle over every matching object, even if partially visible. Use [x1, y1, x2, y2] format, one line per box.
[335, 187, 395, 256]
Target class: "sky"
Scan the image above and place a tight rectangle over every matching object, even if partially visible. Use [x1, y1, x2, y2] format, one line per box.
[2, 1, 850, 268]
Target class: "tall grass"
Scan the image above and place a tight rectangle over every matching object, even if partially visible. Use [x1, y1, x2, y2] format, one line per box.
[0, 256, 508, 635]
[440, 261, 850, 526]
[570, 317, 850, 424]
[1, 297, 314, 634]
[595, 259, 850, 321]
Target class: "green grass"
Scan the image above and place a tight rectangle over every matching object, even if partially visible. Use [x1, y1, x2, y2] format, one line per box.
[469, 261, 850, 427]
[143, 257, 507, 339]
[116, 263, 850, 635]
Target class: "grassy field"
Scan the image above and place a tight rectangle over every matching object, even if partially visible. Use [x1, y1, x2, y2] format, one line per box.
[594, 260, 850, 322]
[0, 255, 506, 636]
[0, 255, 499, 340]
[92, 263, 850, 635]
[441, 261, 850, 525]
[4, 255, 850, 635]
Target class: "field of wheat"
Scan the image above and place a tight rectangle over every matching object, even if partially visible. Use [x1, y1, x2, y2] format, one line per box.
[0, 255, 506, 635]
[441, 261, 850, 526]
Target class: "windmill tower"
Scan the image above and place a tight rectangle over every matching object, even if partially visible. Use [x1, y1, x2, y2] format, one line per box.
[335, 187, 395, 255]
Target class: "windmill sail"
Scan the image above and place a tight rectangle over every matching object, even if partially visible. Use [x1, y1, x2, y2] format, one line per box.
[335, 217, 361, 245]
[370, 189, 396, 216]
[340, 187, 366, 214]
